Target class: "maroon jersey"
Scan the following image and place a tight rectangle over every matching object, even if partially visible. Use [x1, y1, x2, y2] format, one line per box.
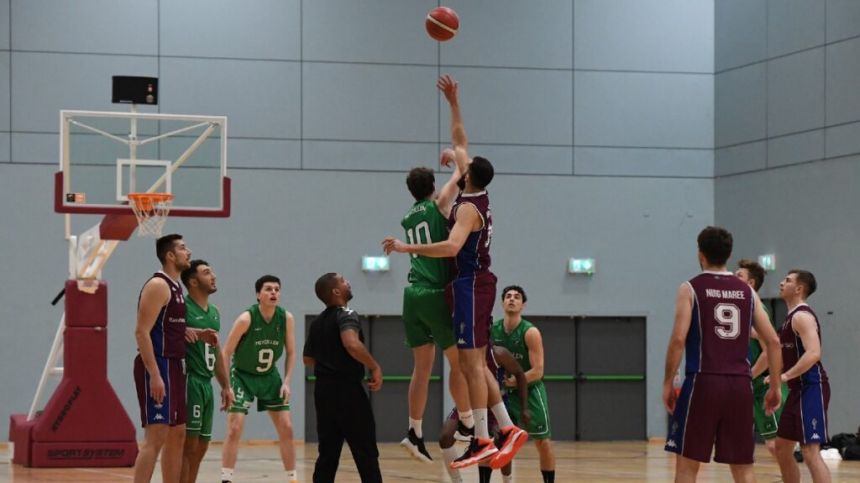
[139, 271, 186, 359]
[448, 191, 493, 278]
[780, 304, 828, 390]
[684, 272, 755, 376]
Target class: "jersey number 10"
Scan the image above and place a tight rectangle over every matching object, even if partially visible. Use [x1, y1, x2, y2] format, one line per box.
[406, 221, 433, 259]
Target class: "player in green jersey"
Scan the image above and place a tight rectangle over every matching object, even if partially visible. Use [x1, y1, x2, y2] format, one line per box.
[220, 275, 297, 483]
[491, 285, 556, 483]
[735, 259, 789, 461]
[179, 260, 234, 483]
[396, 156, 473, 462]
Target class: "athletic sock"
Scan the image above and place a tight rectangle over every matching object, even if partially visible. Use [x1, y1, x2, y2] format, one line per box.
[458, 409, 475, 428]
[442, 446, 463, 482]
[474, 408, 490, 439]
[409, 417, 423, 438]
[286, 469, 297, 481]
[541, 470, 555, 483]
[221, 468, 234, 482]
[491, 401, 514, 428]
[503, 474, 514, 483]
[478, 466, 493, 483]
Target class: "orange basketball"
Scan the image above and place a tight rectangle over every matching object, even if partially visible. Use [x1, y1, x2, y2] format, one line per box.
[426, 6, 459, 42]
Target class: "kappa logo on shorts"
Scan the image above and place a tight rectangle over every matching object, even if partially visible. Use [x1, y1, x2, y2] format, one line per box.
[154, 413, 164, 421]
[666, 439, 677, 448]
[812, 433, 821, 440]
[457, 338, 466, 345]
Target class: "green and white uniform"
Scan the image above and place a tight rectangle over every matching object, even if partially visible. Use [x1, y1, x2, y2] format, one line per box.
[491, 318, 552, 439]
[229, 304, 290, 413]
[750, 336, 788, 439]
[185, 298, 220, 440]
[401, 199, 455, 349]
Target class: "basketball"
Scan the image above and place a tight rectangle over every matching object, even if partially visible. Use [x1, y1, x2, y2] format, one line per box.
[426, 6, 459, 42]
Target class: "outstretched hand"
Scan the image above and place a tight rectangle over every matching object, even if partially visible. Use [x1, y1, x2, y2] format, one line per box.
[440, 148, 456, 168]
[382, 236, 408, 255]
[437, 75, 458, 105]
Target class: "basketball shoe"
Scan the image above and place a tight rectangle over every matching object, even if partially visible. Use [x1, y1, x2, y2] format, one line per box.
[454, 420, 475, 442]
[488, 425, 527, 469]
[450, 437, 498, 469]
[400, 428, 433, 463]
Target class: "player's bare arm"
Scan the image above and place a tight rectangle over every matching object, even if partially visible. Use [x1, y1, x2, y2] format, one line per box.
[340, 328, 383, 392]
[280, 311, 296, 402]
[214, 348, 234, 410]
[135, 277, 170, 403]
[663, 283, 693, 413]
[781, 312, 821, 380]
[751, 293, 783, 414]
[221, 311, 252, 362]
[493, 346, 531, 425]
[435, 148, 463, 218]
[383, 203, 480, 257]
[523, 327, 545, 384]
[437, 75, 471, 177]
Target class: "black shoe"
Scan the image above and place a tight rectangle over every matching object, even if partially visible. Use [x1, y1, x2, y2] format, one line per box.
[450, 437, 498, 469]
[454, 420, 475, 442]
[400, 428, 433, 463]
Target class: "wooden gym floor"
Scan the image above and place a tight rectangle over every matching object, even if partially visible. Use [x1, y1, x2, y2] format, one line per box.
[3, 440, 859, 482]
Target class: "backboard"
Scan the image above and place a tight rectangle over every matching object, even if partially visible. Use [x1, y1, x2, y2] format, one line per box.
[54, 110, 230, 218]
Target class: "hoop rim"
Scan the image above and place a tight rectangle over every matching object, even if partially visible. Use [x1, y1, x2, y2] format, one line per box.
[127, 193, 175, 202]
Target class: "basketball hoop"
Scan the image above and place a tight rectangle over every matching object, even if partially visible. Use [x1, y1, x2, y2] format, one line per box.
[127, 193, 174, 237]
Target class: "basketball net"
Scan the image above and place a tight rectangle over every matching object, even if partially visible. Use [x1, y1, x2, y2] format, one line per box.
[127, 193, 174, 238]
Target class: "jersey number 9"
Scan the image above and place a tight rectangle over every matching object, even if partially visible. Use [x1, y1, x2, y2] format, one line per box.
[257, 348, 275, 372]
[714, 303, 741, 340]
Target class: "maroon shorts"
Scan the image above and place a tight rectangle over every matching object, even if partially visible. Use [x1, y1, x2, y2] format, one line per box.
[445, 272, 497, 349]
[665, 373, 754, 464]
[778, 381, 830, 445]
[134, 354, 187, 427]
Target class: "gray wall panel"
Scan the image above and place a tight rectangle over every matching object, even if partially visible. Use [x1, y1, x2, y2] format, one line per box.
[10, 132, 55, 164]
[826, 38, 860, 126]
[160, 57, 300, 139]
[11, 53, 159, 133]
[0, 133, 8, 162]
[229, 139, 301, 170]
[302, 140, 437, 172]
[303, 63, 437, 142]
[469, 144, 572, 176]
[442, 0, 572, 69]
[714, 0, 767, 71]
[576, 71, 713, 148]
[160, 0, 300, 60]
[767, 0, 825, 58]
[574, 147, 713, 178]
[767, 49, 825, 137]
[825, 121, 860, 158]
[826, 0, 860, 42]
[714, 142, 767, 177]
[544, 381, 575, 440]
[303, 0, 435, 64]
[12, 0, 157, 55]
[0, 0, 8, 50]
[767, 130, 824, 168]
[445, 67, 572, 146]
[575, 0, 713, 73]
[715, 64, 767, 147]
[0, 51, 8, 131]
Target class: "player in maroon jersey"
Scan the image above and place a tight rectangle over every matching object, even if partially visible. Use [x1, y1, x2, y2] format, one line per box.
[771, 270, 831, 483]
[133, 234, 216, 483]
[383, 75, 526, 470]
[663, 226, 783, 483]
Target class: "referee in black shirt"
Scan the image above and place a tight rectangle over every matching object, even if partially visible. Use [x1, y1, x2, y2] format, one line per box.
[303, 273, 384, 483]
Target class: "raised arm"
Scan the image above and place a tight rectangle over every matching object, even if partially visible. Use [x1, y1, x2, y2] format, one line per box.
[437, 75, 470, 177]
[135, 278, 170, 404]
[435, 148, 463, 218]
[383, 202, 480, 257]
[663, 283, 693, 413]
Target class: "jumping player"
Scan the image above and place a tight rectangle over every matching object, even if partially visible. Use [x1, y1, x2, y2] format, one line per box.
[384, 74, 526, 469]
[220, 275, 297, 483]
[772, 270, 831, 483]
[663, 226, 783, 483]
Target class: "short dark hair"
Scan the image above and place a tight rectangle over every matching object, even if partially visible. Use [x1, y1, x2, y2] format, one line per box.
[315, 272, 339, 304]
[788, 269, 817, 297]
[737, 259, 766, 291]
[501, 285, 527, 303]
[406, 167, 435, 201]
[469, 156, 494, 189]
[156, 234, 183, 264]
[255, 274, 281, 293]
[697, 226, 733, 266]
[180, 259, 209, 289]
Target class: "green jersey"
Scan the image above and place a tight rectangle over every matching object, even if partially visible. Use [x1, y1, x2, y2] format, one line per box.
[233, 304, 286, 375]
[491, 318, 537, 385]
[401, 199, 451, 287]
[185, 298, 221, 379]
[750, 303, 772, 393]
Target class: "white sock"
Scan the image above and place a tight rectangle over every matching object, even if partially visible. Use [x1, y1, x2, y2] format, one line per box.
[221, 468, 234, 481]
[458, 409, 475, 428]
[409, 417, 423, 438]
[442, 446, 463, 482]
[286, 469, 297, 481]
[502, 474, 513, 482]
[491, 401, 514, 428]
[475, 408, 490, 439]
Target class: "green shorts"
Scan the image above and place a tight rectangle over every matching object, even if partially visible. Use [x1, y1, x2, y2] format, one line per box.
[402, 285, 455, 349]
[228, 368, 290, 414]
[507, 382, 552, 440]
[753, 382, 789, 440]
[186, 374, 214, 440]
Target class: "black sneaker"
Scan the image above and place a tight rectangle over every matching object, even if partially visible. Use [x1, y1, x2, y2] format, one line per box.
[454, 420, 475, 442]
[400, 428, 433, 463]
[450, 437, 498, 469]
